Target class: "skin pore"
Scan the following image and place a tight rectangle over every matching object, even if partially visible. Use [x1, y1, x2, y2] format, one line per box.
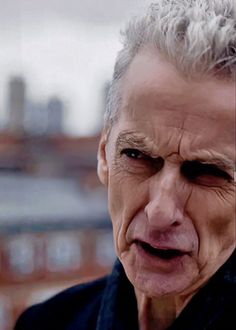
[98, 49, 235, 330]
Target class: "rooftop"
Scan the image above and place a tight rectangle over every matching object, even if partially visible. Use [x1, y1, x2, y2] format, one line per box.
[0, 173, 110, 234]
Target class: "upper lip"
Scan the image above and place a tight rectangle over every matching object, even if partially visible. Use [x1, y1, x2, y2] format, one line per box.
[134, 239, 189, 254]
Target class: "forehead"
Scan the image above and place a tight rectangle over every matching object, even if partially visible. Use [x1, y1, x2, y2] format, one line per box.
[110, 50, 235, 164]
[120, 49, 235, 120]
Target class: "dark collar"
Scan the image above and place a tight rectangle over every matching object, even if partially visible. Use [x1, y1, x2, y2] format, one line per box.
[96, 259, 139, 330]
[170, 249, 236, 330]
[96, 250, 236, 330]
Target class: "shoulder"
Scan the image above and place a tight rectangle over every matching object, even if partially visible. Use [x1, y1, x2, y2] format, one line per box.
[14, 276, 108, 330]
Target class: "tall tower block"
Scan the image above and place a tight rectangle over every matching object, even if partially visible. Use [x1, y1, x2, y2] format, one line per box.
[47, 97, 64, 135]
[7, 76, 26, 135]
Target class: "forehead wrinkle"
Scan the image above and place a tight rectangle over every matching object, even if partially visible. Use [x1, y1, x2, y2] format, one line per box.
[115, 130, 235, 171]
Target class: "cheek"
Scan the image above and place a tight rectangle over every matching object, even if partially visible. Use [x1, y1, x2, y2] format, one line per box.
[107, 173, 148, 254]
[187, 188, 235, 253]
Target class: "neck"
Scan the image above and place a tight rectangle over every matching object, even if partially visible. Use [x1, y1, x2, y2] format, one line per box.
[135, 289, 194, 330]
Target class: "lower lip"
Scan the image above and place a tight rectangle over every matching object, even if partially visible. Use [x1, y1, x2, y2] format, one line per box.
[134, 242, 187, 272]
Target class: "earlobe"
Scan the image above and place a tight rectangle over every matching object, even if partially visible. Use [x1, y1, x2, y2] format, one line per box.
[97, 134, 109, 186]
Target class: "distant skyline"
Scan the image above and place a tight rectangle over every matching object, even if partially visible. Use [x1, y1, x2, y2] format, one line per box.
[0, 0, 152, 136]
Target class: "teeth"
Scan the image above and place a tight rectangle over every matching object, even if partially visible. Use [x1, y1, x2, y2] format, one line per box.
[140, 242, 183, 259]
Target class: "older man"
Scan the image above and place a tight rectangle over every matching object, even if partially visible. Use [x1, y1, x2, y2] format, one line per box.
[15, 1, 235, 329]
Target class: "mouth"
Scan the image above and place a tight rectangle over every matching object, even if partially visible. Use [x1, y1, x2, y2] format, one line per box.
[136, 241, 186, 260]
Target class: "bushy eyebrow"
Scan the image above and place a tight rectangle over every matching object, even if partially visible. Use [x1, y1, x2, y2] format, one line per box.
[192, 157, 235, 173]
[116, 131, 235, 174]
[115, 131, 158, 156]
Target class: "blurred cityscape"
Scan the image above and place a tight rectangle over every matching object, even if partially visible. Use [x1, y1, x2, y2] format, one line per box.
[0, 75, 115, 330]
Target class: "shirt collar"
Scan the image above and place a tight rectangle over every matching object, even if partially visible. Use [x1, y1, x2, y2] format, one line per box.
[96, 250, 236, 330]
[96, 259, 138, 330]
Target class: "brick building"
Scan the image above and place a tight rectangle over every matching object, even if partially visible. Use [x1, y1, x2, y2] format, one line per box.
[0, 133, 115, 330]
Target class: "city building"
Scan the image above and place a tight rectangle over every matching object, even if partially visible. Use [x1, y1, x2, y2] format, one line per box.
[7, 77, 26, 135]
[0, 133, 114, 330]
[46, 97, 64, 136]
[0, 73, 115, 330]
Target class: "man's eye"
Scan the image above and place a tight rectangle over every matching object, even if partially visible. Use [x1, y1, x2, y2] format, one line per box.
[120, 148, 147, 160]
[120, 148, 164, 173]
[181, 161, 231, 185]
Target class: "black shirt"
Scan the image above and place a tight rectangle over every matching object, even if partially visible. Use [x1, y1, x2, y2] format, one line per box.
[15, 250, 236, 330]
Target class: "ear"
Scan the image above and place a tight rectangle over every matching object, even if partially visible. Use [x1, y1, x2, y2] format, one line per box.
[97, 133, 109, 186]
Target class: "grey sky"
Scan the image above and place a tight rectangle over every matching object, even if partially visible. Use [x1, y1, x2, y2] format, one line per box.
[0, 0, 151, 135]
[1, 0, 143, 24]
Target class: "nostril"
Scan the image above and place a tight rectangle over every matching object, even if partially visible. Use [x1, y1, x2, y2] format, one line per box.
[145, 199, 183, 229]
[173, 220, 181, 227]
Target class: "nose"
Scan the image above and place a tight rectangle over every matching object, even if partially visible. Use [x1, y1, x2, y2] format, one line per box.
[144, 166, 188, 231]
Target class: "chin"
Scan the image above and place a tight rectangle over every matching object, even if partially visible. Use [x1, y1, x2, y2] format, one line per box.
[131, 267, 196, 297]
[120, 250, 199, 298]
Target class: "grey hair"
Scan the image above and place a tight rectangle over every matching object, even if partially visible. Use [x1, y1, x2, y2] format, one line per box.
[104, 0, 236, 130]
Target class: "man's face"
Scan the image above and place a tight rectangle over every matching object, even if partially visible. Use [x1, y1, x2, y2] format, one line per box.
[98, 50, 235, 298]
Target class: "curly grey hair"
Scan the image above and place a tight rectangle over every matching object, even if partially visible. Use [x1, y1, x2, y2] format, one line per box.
[104, 0, 236, 130]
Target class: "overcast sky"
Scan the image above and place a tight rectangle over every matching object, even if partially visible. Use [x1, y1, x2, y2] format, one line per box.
[0, 0, 151, 135]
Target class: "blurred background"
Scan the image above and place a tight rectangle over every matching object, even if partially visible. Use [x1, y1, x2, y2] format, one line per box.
[0, 0, 152, 329]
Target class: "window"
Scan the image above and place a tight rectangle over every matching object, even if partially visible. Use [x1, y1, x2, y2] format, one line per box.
[46, 233, 81, 272]
[96, 231, 116, 266]
[5, 235, 35, 276]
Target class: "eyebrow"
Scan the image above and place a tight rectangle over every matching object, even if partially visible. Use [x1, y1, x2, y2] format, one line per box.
[115, 131, 158, 156]
[116, 131, 235, 173]
[192, 157, 235, 173]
